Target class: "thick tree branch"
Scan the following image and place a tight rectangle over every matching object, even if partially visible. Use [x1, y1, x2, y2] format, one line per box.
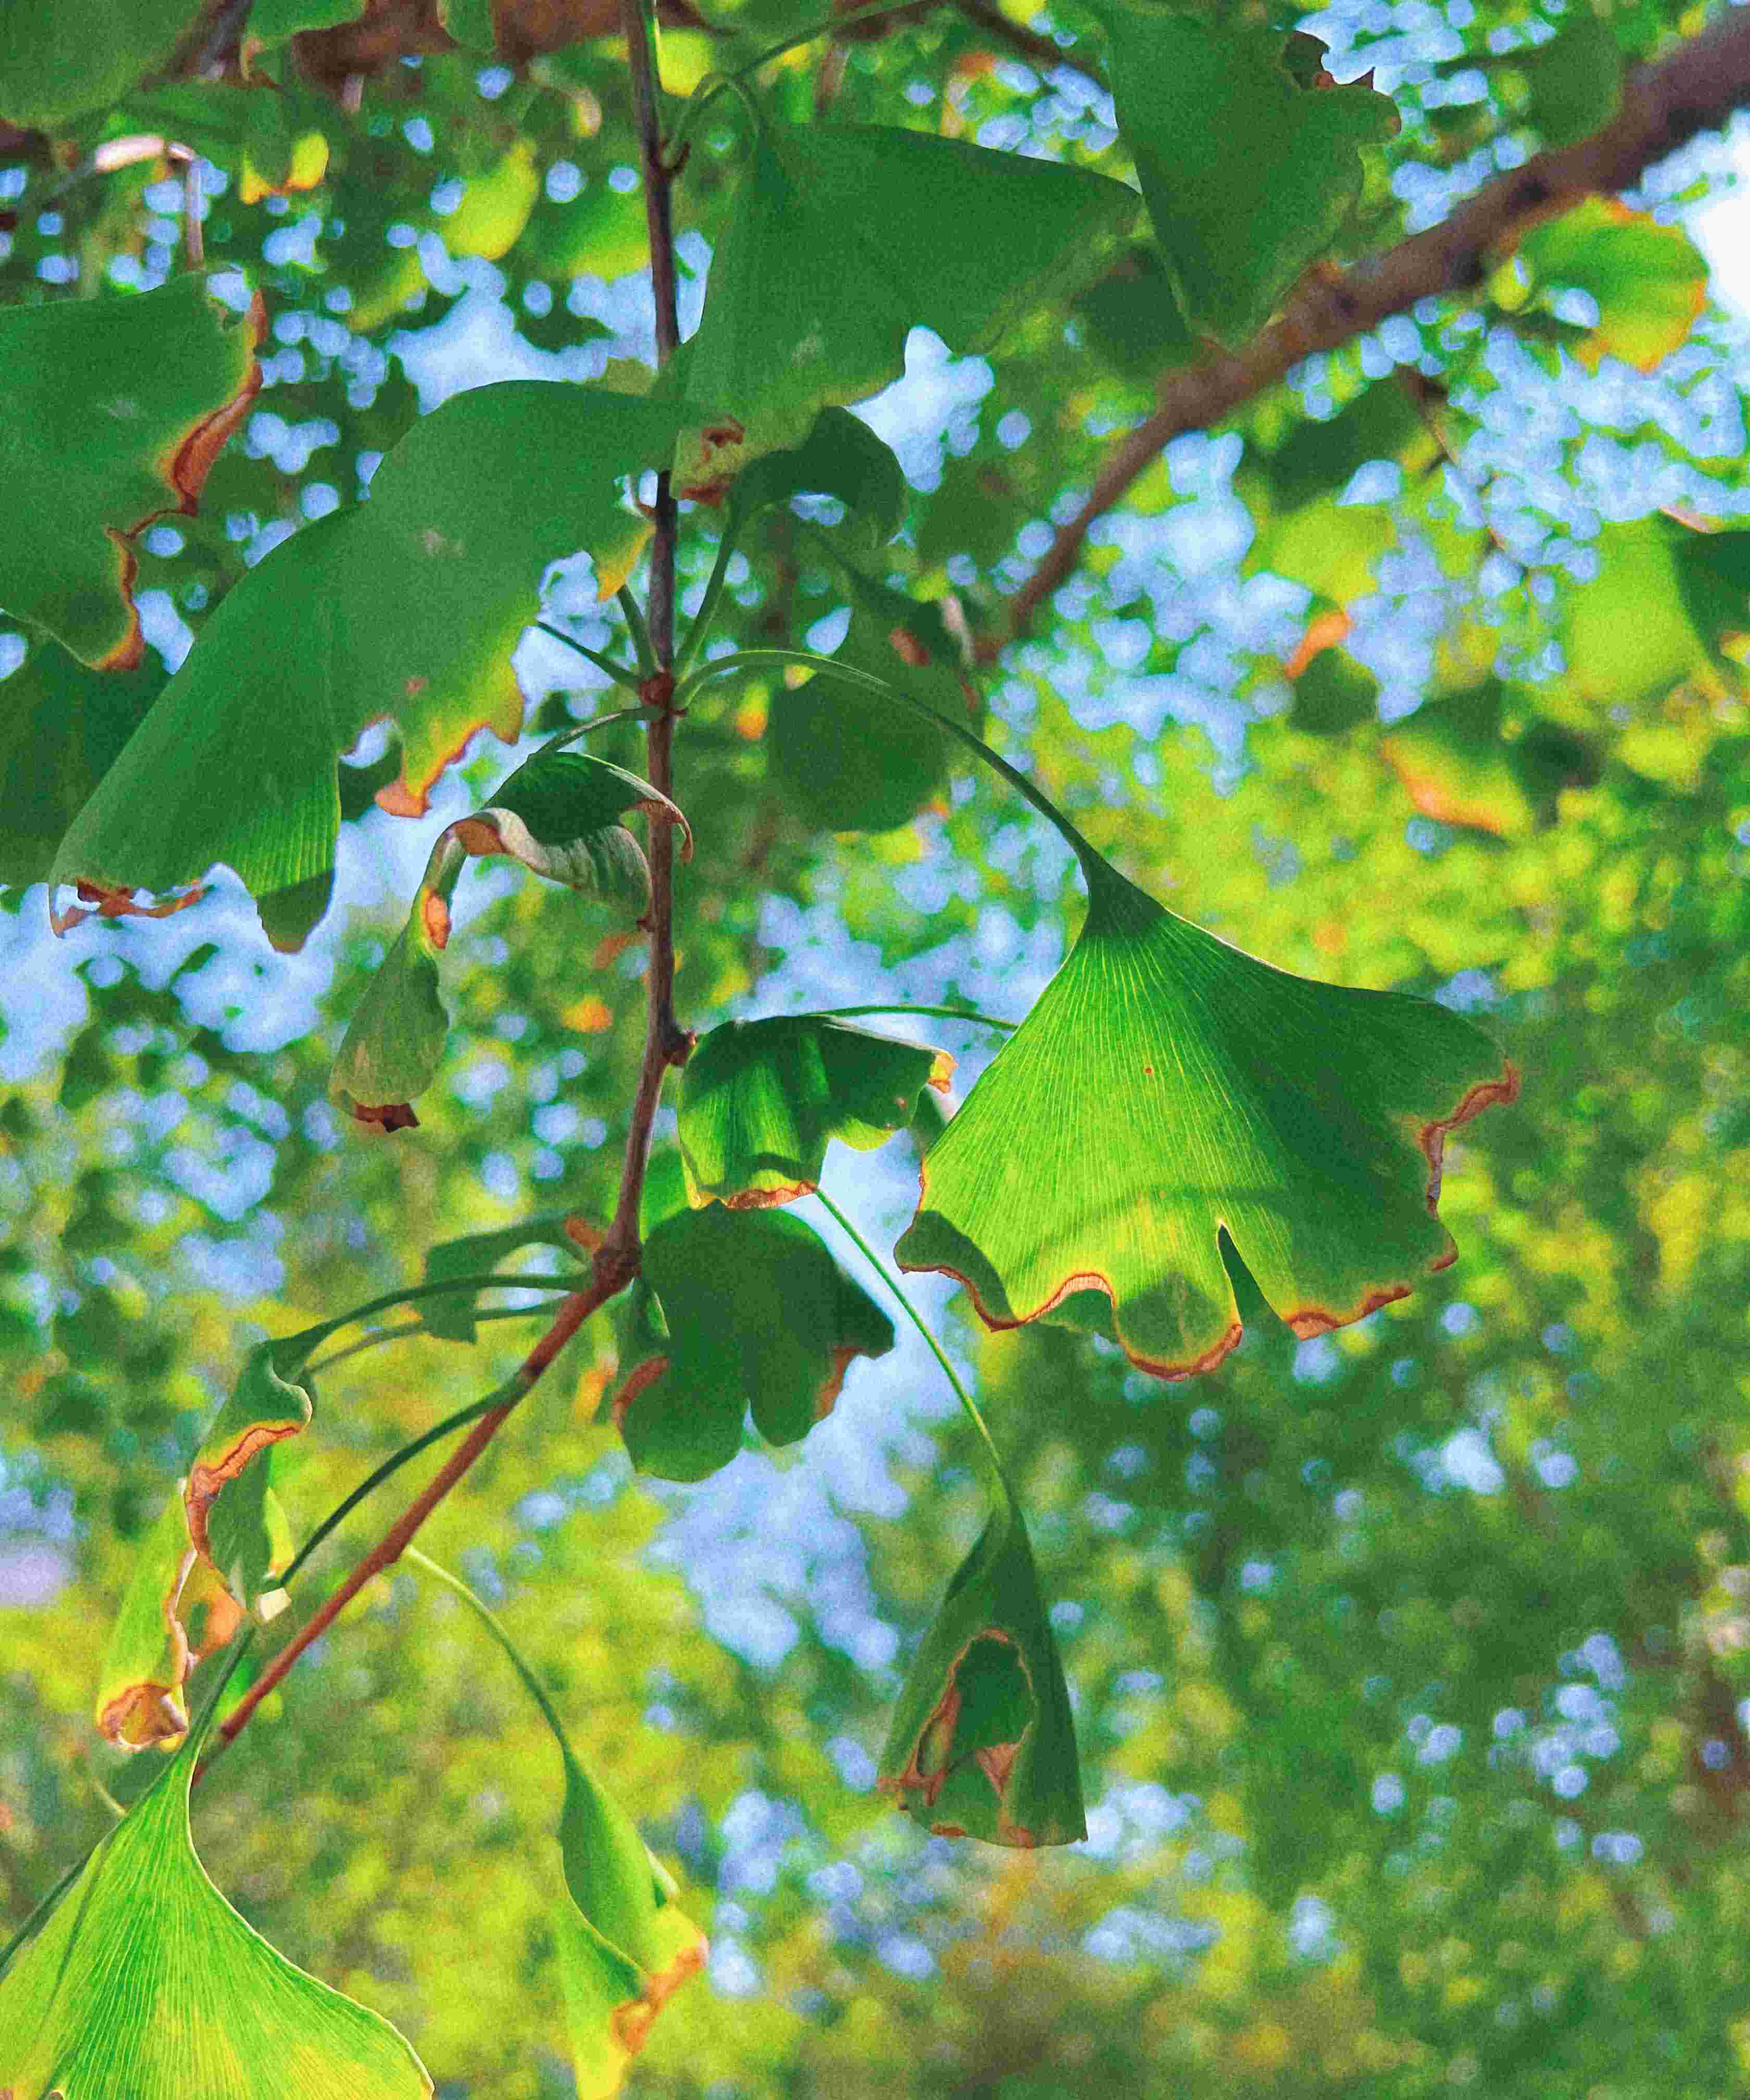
[1000, 4, 1750, 649]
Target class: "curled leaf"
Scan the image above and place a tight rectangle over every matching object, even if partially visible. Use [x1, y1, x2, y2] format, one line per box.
[328, 844, 459, 1131]
[611, 1204, 895, 1482]
[727, 406, 906, 551]
[421, 1211, 585, 1343]
[679, 1015, 951, 1208]
[880, 1488, 1084, 1848]
[457, 747, 691, 910]
[897, 854, 1517, 1379]
[0, 1715, 432, 2096]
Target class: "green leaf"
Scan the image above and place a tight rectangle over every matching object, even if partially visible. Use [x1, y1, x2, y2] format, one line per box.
[1558, 516, 1744, 714]
[769, 577, 979, 833]
[94, 1340, 311, 1749]
[50, 383, 685, 949]
[612, 1206, 895, 1481]
[675, 120, 1138, 493]
[1380, 679, 1598, 838]
[879, 1485, 1084, 1848]
[244, 0, 369, 43]
[680, 1016, 952, 1207]
[1096, 7, 1398, 345]
[0, 639, 162, 889]
[0, 273, 261, 669]
[1516, 16, 1623, 148]
[727, 407, 908, 552]
[0, 0, 205, 127]
[1291, 645, 1379, 735]
[422, 1212, 584, 1342]
[896, 853, 1517, 1379]
[1521, 201, 1708, 371]
[463, 748, 691, 910]
[0, 1718, 432, 2095]
[1070, 246, 1199, 384]
[329, 839, 461, 1131]
[553, 1752, 706, 2100]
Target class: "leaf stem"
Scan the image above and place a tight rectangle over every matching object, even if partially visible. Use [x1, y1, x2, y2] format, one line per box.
[303, 1301, 567, 1378]
[674, 523, 742, 681]
[730, 0, 939, 79]
[617, 586, 658, 678]
[810, 1184, 1007, 1491]
[282, 1269, 581, 1366]
[811, 1002, 1016, 1031]
[535, 620, 645, 691]
[403, 1547, 577, 1758]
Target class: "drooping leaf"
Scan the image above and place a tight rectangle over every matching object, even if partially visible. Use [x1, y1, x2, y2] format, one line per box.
[0, 273, 262, 669]
[94, 1340, 311, 1749]
[0, 0, 205, 128]
[727, 406, 907, 552]
[0, 639, 162, 889]
[51, 384, 686, 949]
[879, 1485, 1084, 1848]
[553, 1751, 706, 2100]
[1521, 201, 1709, 372]
[679, 1015, 952, 1208]
[329, 904, 453, 1133]
[896, 852, 1517, 1379]
[675, 120, 1138, 493]
[1096, 7, 1398, 345]
[0, 1716, 432, 2095]
[769, 576, 980, 833]
[611, 1206, 894, 1482]
[458, 747, 692, 910]
[421, 1211, 585, 1343]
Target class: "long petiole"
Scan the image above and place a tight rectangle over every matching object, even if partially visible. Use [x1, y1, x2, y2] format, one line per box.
[810, 1184, 1008, 1491]
[403, 1547, 577, 1757]
[304, 1299, 568, 1378]
[284, 1269, 581, 1364]
[731, 0, 939, 80]
[534, 621, 644, 691]
[674, 522, 742, 680]
[617, 585, 658, 678]
[812, 1002, 1015, 1031]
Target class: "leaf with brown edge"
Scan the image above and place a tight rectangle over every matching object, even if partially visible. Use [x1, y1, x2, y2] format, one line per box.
[610, 1204, 894, 1483]
[880, 1480, 1084, 1849]
[50, 383, 686, 951]
[94, 1341, 310, 1751]
[679, 1015, 952, 1209]
[896, 848, 1517, 1381]
[462, 747, 692, 911]
[328, 835, 462, 1131]
[0, 273, 262, 670]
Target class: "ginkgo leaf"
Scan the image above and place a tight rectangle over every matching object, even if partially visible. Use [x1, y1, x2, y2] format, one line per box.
[1514, 15, 1623, 147]
[896, 852, 1517, 1379]
[0, 639, 162, 889]
[51, 384, 685, 950]
[675, 120, 1138, 494]
[0, 273, 262, 669]
[0, 0, 206, 128]
[1095, 6, 1398, 345]
[611, 1205, 895, 1482]
[329, 909, 452, 1133]
[0, 1713, 432, 2096]
[679, 1015, 952, 1208]
[456, 748, 692, 910]
[727, 407, 907, 551]
[769, 575, 980, 833]
[553, 1751, 706, 2100]
[94, 1341, 311, 1749]
[1290, 645, 1379, 735]
[880, 1485, 1084, 1848]
[1521, 201, 1708, 372]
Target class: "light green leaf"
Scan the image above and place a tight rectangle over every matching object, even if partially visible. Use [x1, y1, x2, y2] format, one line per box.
[676, 120, 1138, 493]
[0, 273, 261, 669]
[896, 853, 1517, 1379]
[0, 640, 162, 890]
[1521, 199, 1708, 371]
[421, 1211, 584, 1343]
[329, 841, 460, 1131]
[464, 747, 691, 909]
[679, 1015, 952, 1208]
[1558, 516, 1745, 714]
[51, 383, 684, 949]
[0, 1717, 432, 2095]
[879, 1485, 1084, 1848]
[612, 1206, 895, 1481]
[0, 0, 206, 127]
[728, 407, 908, 552]
[1096, 7, 1398, 345]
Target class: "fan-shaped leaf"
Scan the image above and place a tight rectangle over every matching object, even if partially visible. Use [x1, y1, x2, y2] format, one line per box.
[421, 1211, 585, 1343]
[1521, 201, 1708, 373]
[676, 121, 1138, 494]
[679, 1015, 951, 1208]
[0, 0, 206, 128]
[0, 273, 262, 668]
[612, 1206, 894, 1481]
[0, 1715, 431, 2095]
[896, 854, 1517, 1379]
[0, 639, 162, 890]
[728, 407, 907, 552]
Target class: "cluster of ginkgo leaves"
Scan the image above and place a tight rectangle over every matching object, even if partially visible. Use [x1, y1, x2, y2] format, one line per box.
[6, 0, 1729, 2084]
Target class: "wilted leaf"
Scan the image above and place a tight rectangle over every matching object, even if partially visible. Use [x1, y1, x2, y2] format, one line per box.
[0, 273, 262, 669]
[1096, 7, 1398, 344]
[0, 0, 205, 128]
[880, 1485, 1084, 1848]
[50, 383, 684, 949]
[1522, 201, 1708, 372]
[0, 639, 162, 889]
[0, 1713, 432, 2095]
[896, 852, 1516, 1379]
[612, 1205, 894, 1481]
[676, 120, 1137, 493]
[680, 1015, 951, 1207]
[329, 867, 456, 1133]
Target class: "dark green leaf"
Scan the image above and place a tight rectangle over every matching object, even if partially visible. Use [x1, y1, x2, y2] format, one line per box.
[0, 0, 206, 127]
[727, 406, 908, 552]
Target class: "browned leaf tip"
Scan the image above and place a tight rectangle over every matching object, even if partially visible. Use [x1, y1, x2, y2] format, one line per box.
[814, 1343, 863, 1423]
[50, 879, 206, 936]
[1420, 1061, 1520, 1209]
[927, 1051, 955, 1093]
[351, 1099, 420, 1132]
[374, 677, 525, 819]
[98, 1679, 189, 1752]
[722, 1180, 815, 1211]
[184, 1421, 306, 1561]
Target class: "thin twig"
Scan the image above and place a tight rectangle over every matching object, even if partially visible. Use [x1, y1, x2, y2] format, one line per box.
[998, 3, 1750, 652]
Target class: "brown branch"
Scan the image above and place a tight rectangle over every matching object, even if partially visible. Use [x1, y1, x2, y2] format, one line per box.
[999, 3, 1750, 651]
[956, 0, 1103, 90]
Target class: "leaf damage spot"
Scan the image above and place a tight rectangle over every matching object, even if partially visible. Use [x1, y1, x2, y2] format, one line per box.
[1420, 1061, 1520, 1208]
[184, 1421, 306, 1562]
[350, 1099, 420, 1132]
[51, 878, 206, 938]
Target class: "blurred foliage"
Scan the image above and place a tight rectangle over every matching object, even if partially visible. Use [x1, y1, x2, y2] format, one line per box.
[2, 0, 1749, 2090]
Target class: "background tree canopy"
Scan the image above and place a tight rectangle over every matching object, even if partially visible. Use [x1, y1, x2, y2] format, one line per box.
[1, 0, 1748, 2091]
